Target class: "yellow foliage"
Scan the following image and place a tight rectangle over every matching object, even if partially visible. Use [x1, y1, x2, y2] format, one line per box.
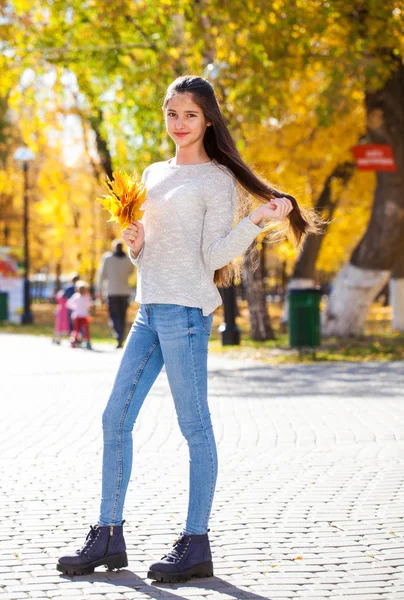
[4, 0, 401, 288]
[98, 170, 146, 229]
[316, 171, 374, 273]
[240, 74, 374, 275]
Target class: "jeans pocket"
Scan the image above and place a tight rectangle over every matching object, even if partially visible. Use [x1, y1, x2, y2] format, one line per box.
[199, 309, 213, 334]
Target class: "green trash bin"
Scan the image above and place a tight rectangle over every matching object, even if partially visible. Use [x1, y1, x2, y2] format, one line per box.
[0, 291, 8, 322]
[288, 288, 321, 348]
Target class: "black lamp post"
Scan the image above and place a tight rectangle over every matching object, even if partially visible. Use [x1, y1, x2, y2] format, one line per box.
[219, 284, 240, 345]
[14, 147, 35, 325]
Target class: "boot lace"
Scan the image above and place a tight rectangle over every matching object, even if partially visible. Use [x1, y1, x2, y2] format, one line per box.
[163, 534, 190, 563]
[78, 525, 98, 555]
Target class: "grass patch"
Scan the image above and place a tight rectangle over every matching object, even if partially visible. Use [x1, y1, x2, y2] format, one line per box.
[209, 335, 404, 364]
[0, 302, 121, 344]
[1, 300, 403, 363]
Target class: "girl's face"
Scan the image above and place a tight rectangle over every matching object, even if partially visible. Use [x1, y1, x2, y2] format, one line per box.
[164, 92, 211, 150]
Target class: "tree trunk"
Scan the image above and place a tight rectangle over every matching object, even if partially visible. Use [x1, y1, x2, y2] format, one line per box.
[323, 264, 390, 336]
[281, 161, 354, 323]
[54, 262, 62, 295]
[322, 62, 404, 337]
[294, 161, 355, 279]
[89, 109, 113, 181]
[389, 239, 404, 331]
[243, 246, 276, 341]
[73, 90, 113, 182]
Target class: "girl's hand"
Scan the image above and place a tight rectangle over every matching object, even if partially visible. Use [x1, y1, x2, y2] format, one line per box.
[122, 221, 145, 257]
[249, 197, 293, 225]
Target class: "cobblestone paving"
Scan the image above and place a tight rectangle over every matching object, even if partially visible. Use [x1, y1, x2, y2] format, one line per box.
[0, 333, 403, 600]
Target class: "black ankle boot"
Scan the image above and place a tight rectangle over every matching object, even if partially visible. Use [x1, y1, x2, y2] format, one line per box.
[57, 524, 128, 576]
[147, 532, 213, 583]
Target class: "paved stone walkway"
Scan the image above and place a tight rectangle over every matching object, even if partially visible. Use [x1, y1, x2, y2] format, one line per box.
[0, 333, 403, 600]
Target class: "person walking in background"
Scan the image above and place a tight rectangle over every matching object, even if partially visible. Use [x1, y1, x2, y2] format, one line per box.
[58, 75, 317, 582]
[97, 240, 134, 348]
[66, 280, 92, 350]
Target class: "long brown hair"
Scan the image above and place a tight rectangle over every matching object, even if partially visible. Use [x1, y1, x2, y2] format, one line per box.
[163, 76, 319, 287]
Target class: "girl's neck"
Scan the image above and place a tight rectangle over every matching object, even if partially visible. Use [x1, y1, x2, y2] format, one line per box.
[171, 146, 211, 166]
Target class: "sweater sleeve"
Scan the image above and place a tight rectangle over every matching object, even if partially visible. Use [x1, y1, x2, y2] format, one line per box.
[129, 245, 143, 266]
[202, 176, 264, 271]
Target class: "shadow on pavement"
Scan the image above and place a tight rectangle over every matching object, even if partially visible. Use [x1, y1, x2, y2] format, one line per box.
[209, 360, 404, 398]
[59, 570, 272, 599]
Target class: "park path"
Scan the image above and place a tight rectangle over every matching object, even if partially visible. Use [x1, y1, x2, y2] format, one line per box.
[0, 333, 403, 599]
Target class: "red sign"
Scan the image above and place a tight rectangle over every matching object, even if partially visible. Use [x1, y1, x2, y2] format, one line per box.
[352, 144, 397, 172]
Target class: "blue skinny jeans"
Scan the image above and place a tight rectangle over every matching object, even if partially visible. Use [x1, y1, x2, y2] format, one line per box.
[99, 303, 217, 535]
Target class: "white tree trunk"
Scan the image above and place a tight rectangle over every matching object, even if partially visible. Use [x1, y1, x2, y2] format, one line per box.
[281, 278, 315, 324]
[389, 278, 404, 331]
[322, 263, 390, 337]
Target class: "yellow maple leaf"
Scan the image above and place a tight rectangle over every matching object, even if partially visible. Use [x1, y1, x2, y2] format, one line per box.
[97, 169, 146, 229]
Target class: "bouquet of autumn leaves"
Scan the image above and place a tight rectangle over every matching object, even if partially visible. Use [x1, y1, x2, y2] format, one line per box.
[97, 170, 146, 229]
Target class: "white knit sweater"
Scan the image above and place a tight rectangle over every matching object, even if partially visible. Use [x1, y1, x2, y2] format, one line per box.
[130, 160, 264, 316]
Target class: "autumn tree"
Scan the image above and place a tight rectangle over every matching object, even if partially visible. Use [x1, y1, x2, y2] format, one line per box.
[4, 0, 403, 337]
[323, 60, 404, 336]
[205, 0, 404, 336]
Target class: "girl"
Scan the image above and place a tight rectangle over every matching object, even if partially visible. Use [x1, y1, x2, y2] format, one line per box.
[57, 76, 315, 582]
[66, 281, 92, 350]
